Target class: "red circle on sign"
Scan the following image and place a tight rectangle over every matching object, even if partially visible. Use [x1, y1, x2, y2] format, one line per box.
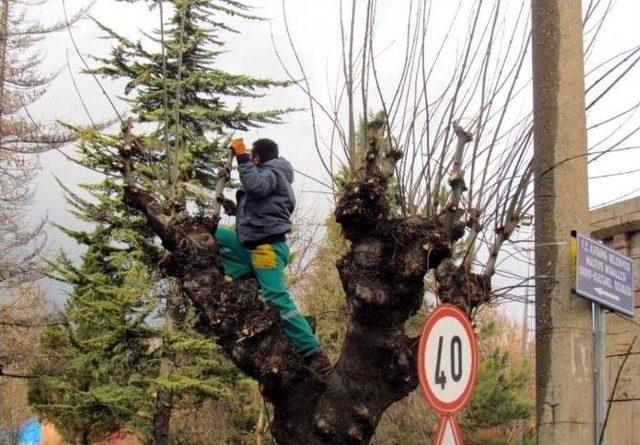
[417, 304, 478, 414]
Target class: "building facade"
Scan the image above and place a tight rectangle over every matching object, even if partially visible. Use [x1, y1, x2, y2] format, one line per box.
[591, 196, 640, 445]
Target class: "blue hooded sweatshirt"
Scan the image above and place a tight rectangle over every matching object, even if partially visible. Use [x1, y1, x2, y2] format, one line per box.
[235, 155, 296, 247]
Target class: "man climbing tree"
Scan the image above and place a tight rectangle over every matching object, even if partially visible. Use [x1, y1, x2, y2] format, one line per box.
[219, 137, 332, 376]
[116, 112, 475, 444]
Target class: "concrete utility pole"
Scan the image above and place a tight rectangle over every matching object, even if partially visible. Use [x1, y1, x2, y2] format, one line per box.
[531, 1, 595, 444]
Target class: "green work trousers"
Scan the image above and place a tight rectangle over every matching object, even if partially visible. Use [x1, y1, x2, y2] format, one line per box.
[215, 226, 320, 357]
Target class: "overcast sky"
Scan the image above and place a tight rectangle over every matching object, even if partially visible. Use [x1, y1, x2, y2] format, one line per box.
[25, 0, 640, 311]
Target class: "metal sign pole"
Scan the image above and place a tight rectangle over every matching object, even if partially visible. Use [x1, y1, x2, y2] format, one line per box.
[594, 303, 607, 445]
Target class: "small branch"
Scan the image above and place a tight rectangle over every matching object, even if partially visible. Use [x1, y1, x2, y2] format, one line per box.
[62, 0, 123, 122]
[119, 117, 135, 187]
[66, 50, 95, 125]
[0, 368, 39, 379]
[600, 335, 637, 445]
[212, 151, 234, 219]
[483, 166, 532, 279]
[442, 121, 473, 235]
[276, 1, 337, 183]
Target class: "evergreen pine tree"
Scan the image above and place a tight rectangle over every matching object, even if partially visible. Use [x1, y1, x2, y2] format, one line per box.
[31, 0, 290, 441]
[29, 226, 156, 443]
[94, 0, 289, 209]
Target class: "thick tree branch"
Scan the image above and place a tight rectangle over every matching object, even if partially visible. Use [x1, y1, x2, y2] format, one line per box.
[315, 113, 455, 444]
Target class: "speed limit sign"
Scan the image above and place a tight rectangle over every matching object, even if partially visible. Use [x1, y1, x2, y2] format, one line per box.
[417, 304, 478, 415]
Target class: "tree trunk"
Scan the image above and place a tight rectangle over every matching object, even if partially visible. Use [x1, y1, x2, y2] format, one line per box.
[153, 388, 173, 445]
[0, 0, 10, 148]
[121, 114, 479, 444]
[151, 283, 180, 445]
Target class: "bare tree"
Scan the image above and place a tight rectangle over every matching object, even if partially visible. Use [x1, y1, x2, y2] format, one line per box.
[0, 1, 85, 423]
[275, 0, 640, 314]
[0, 0, 84, 286]
[0, 283, 51, 443]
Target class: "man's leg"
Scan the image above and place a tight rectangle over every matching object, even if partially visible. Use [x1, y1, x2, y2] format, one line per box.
[215, 226, 253, 279]
[250, 242, 320, 357]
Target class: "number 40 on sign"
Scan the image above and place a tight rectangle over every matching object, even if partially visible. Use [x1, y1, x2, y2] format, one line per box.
[417, 304, 478, 445]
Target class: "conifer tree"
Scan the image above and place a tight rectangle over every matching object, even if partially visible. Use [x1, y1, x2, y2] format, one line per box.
[94, 0, 288, 209]
[31, 0, 289, 442]
[29, 226, 157, 443]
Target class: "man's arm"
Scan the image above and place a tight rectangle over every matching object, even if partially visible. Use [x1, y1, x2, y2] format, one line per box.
[216, 195, 237, 216]
[228, 138, 277, 197]
[236, 155, 277, 197]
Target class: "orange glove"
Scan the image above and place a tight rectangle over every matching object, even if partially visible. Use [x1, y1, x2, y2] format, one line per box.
[229, 138, 246, 156]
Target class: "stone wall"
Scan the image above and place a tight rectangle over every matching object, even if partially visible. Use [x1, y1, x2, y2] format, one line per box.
[591, 196, 640, 445]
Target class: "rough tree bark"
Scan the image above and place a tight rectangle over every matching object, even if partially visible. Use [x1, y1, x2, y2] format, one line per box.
[151, 283, 180, 445]
[0, 0, 10, 147]
[119, 114, 485, 444]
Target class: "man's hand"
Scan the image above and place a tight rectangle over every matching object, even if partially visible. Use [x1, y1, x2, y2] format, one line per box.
[228, 138, 247, 156]
[216, 194, 237, 216]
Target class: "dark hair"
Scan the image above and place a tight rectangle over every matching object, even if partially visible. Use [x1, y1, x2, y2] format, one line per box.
[252, 138, 279, 163]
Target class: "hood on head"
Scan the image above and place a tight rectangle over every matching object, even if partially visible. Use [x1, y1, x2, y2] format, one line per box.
[263, 157, 294, 183]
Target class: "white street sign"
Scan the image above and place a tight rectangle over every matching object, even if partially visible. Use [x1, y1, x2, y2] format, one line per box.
[418, 305, 478, 414]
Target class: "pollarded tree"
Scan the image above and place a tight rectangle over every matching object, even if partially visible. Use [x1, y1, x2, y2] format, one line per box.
[118, 111, 469, 444]
[297, 216, 533, 444]
[256, 1, 638, 441]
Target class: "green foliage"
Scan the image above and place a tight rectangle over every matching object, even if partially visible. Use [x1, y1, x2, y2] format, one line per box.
[91, 0, 291, 208]
[460, 318, 534, 443]
[29, 228, 157, 442]
[463, 352, 532, 430]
